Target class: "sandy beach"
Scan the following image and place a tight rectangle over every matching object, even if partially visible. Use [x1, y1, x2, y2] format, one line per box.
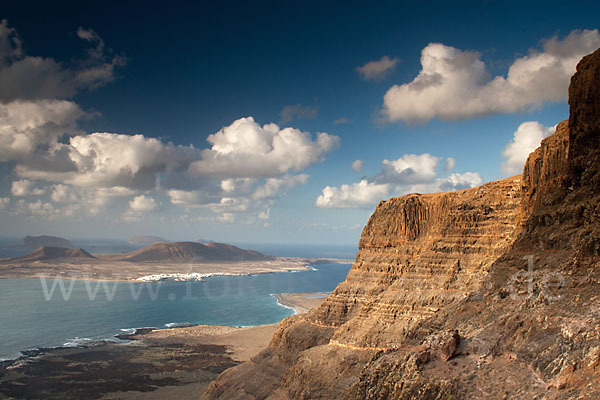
[0, 292, 329, 399]
[273, 292, 330, 314]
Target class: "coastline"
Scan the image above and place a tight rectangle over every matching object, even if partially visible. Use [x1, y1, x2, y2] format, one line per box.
[0, 263, 349, 363]
[0, 324, 276, 400]
[0, 291, 330, 399]
[272, 292, 330, 314]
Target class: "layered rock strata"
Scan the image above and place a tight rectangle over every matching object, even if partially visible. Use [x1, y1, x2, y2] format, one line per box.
[310, 176, 521, 349]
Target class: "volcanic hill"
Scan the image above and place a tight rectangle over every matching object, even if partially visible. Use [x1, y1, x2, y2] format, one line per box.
[114, 241, 274, 263]
[12, 246, 96, 262]
[201, 49, 600, 399]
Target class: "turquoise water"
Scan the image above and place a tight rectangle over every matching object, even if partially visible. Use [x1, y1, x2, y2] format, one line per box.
[0, 263, 351, 361]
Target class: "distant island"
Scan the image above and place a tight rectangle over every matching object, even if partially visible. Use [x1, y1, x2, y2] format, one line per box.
[114, 241, 273, 262]
[0, 241, 349, 281]
[22, 235, 72, 249]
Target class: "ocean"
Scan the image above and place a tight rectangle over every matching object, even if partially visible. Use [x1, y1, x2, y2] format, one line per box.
[0, 262, 352, 361]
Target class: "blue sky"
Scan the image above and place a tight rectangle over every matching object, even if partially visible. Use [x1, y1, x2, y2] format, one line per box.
[1, 1, 599, 245]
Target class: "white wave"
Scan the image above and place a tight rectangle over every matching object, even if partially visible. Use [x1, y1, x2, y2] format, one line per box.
[270, 294, 298, 315]
[62, 337, 95, 347]
[164, 322, 196, 328]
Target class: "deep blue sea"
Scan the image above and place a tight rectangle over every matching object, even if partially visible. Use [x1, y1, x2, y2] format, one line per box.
[0, 262, 352, 361]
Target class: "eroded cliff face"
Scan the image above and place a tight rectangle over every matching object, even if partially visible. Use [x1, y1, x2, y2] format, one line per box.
[310, 177, 521, 349]
[201, 49, 600, 400]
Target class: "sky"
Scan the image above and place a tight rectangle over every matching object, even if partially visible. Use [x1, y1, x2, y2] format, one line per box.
[0, 0, 599, 245]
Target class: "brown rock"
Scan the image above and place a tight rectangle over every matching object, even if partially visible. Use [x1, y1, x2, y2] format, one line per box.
[424, 329, 460, 361]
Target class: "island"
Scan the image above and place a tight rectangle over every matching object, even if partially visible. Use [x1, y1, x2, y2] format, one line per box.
[22, 235, 72, 249]
[0, 241, 350, 281]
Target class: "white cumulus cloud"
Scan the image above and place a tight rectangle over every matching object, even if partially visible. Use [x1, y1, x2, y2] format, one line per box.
[0, 22, 340, 223]
[382, 29, 600, 122]
[16, 132, 199, 190]
[129, 195, 158, 212]
[0, 100, 86, 161]
[502, 121, 555, 175]
[189, 117, 339, 179]
[372, 153, 440, 184]
[316, 179, 391, 208]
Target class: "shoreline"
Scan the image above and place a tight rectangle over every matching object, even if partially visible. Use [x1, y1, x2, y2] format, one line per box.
[0, 292, 330, 364]
[0, 264, 345, 363]
[271, 294, 299, 315]
[0, 292, 330, 399]
[0, 324, 277, 399]
[272, 292, 330, 314]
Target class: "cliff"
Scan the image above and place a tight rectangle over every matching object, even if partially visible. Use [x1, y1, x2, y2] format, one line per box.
[311, 176, 521, 349]
[201, 49, 600, 399]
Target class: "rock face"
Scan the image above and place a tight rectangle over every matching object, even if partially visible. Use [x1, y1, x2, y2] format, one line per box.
[118, 241, 273, 262]
[311, 176, 521, 349]
[22, 235, 72, 249]
[202, 49, 600, 399]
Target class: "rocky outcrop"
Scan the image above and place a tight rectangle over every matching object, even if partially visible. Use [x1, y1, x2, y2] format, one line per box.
[518, 49, 600, 257]
[202, 49, 600, 399]
[569, 48, 600, 190]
